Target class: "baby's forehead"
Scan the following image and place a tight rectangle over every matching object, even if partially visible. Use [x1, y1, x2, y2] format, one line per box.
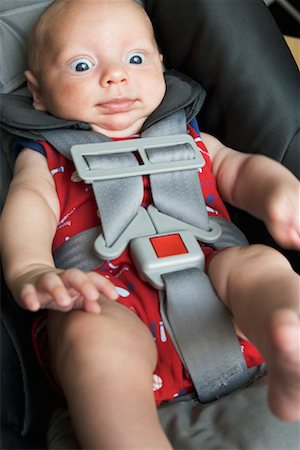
[40, 1, 153, 48]
[42, 0, 144, 23]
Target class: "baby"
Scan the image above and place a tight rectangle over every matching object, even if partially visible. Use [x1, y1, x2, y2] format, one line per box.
[1, 0, 299, 448]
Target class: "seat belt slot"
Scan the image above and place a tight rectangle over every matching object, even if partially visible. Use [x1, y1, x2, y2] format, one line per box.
[71, 134, 204, 182]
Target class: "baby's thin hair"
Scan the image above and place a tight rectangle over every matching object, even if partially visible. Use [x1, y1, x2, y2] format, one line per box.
[27, 0, 147, 75]
[27, 0, 68, 75]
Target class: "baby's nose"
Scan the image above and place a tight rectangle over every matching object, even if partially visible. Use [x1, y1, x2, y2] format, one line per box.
[100, 63, 128, 86]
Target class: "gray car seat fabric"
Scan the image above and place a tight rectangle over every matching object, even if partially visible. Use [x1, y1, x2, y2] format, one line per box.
[1, 1, 300, 449]
[46, 377, 300, 450]
[0, 0, 52, 208]
[0, 1, 52, 93]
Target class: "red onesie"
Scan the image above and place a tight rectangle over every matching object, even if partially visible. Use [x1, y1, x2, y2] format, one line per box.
[31, 124, 264, 405]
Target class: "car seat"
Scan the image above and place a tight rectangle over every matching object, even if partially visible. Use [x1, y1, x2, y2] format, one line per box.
[1, 0, 299, 449]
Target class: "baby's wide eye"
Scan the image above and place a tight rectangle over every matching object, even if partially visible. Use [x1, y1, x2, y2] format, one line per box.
[70, 58, 95, 72]
[128, 53, 145, 65]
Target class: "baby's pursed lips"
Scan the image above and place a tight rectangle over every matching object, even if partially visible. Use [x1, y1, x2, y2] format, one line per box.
[97, 97, 137, 113]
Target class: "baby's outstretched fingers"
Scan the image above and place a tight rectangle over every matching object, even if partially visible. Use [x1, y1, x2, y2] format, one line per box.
[85, 271, 119, 301]
[19, 270, 74, 311]
[266, 211, 300, 250]
[60, 269, 119, 302]
[21, 283, 44, 312]
[265, 185, 300, 250]
[35, 270, 75, 308]
[18, 268, 119, 313]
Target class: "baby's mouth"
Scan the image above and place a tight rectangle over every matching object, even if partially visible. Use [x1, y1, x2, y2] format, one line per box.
[99, 98, 136, 113]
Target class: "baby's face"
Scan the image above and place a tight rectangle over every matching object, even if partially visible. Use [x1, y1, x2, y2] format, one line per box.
[32, 0, 166, 138]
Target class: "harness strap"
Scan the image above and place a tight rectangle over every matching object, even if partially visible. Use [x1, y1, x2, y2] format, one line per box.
[41, 129, 144, 247]
[53, 227, 103, 271]
[88, 157, 143, 247]
[161, 269, 255, 402]
[49, 110, 253, 402]
[144, 109, 210, 231]
[40, 128, 105, 159]
[42, 110, 210, 247]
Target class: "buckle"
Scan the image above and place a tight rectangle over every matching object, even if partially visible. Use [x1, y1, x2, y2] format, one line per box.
[71, 134, 204, 182]
[130, 231, 205, 289]
[93, 205, 221, 262]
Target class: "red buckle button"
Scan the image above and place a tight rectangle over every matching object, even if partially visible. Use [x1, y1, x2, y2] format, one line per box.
[150, 234, 188, 258]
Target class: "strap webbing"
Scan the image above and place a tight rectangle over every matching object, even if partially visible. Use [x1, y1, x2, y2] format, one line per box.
[144, 110, 210, 231]
[87, 155, 143, 247]
[162, 269, 251, 402]
[212, 216, 249, 249]
[54, 227, 102, 271]
[41, 128, 105, 159]
[42, 129, 144, 247]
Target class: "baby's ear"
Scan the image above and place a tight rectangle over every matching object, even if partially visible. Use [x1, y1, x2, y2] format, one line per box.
[159, 54, 165, 71]
[24, 70, 47, 111]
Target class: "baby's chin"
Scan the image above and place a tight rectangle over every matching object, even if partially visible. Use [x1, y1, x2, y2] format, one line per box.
[91, 117, 146, 138]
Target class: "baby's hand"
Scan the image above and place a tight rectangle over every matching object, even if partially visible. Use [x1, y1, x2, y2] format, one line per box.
[264, 182, 300, 250]
[19, 268, 119, 314]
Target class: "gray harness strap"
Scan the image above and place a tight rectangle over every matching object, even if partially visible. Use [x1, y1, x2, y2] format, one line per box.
[47, 112, 253, 402]
[162, 269, 251, 403]
[54, 227, 102, 271]
[144, 110, 210, 231]
[87, 155, 143, 247]
[41, 129, 106, 158]
[42, 129, 143, 247]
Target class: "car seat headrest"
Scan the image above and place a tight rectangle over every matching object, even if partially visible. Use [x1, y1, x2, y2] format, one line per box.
[0, 1, 51, 94]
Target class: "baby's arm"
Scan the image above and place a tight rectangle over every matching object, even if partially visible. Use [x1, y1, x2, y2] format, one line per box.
[1, 148, 118, 313]
[202, 133, 300, 249]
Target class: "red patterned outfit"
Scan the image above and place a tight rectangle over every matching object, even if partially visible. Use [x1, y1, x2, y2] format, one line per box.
[29, 124, 263, 405]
